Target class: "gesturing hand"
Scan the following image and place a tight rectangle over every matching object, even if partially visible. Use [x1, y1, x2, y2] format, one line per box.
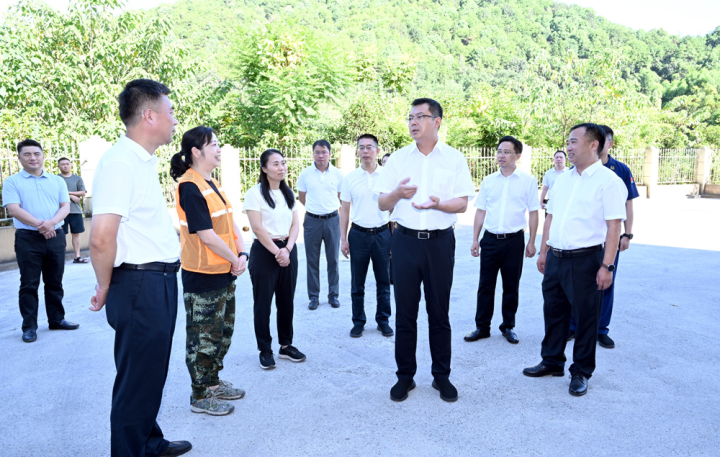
[394, 177, 418, 200]
[412, 196, 440, 210]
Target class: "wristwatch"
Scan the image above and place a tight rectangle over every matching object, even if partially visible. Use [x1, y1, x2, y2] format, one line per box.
[239, 252, 249, 260]
[603, 263, 615, 272]
[621, 233, 633, 240]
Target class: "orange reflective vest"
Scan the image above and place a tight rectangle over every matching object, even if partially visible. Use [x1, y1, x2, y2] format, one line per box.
[175, 168, 238, 274]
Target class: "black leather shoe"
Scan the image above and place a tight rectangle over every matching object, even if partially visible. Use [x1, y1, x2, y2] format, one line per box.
[48, 319, 79, 330]
[308, 298, 319, 310]
[522, 363, 565, 377]
[390, 379, 416, 402]
[22, 328, 37, 343]
[432, 378, 458, 402]
[350, 324, 364, 338]
[464, 328, 490, 342]
[501, 328, 519, 344]
[329, 297, 340, 308]
[598, 334, 615, 349]
[159, 441, 192, 456]
[569, 373, 588, 396]
[377, 323, 394, 337]
[567, 331, 575, 341]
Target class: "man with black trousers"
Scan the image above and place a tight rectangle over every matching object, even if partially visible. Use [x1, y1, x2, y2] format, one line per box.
[465, 135, 539, 345]
[2, 139, 77, 343]
[375, 98, 475, 403]
[524, 123, 627, 397]
[89, 79, 191, 456]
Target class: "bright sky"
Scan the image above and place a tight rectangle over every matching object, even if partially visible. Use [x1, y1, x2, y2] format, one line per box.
[0, 0, 718, 37]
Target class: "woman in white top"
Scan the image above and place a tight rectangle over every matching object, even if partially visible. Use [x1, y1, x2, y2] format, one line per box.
[243, 149, 305, 369]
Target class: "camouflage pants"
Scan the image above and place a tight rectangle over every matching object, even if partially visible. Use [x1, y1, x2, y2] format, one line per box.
[184, 282, 236, 400]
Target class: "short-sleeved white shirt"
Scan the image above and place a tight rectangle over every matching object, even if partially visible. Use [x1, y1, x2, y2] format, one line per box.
[296, 163, 344, 215]
[92, 135, 180, 266]
[547, 160, 628, 250]
[474, 167, 540, 234]
[242, 184, 297, 239]
[542, 166, 567, 190]
[340, 164, 390, 228]
[373, 141, 475, 231]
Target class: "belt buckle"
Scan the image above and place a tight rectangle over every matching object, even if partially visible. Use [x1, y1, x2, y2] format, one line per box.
[552, 248, 562, 258]
[368, 228, 377, 235]
[417, 231, 430, 240]
[497, 233, 507, 239]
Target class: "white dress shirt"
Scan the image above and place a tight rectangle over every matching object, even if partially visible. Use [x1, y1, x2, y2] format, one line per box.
[547, 160, 628, 250]
[242, 184, 298, 239]
[474, 167, 540, 234]
[92, 135, 180, 266]
[373, 141, 475, 230]
[296, 163, 344, 215]
[542, 166, 567, 190]
[340, 164, 390, 228]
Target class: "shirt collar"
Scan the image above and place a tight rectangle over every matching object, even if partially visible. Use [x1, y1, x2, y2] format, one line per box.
[120, 135, 156, 163]
[20, 169, 51, 178]
[576, 159, 603, 177]
[313, 162, 334, 173]
[411, 140, 446, 156]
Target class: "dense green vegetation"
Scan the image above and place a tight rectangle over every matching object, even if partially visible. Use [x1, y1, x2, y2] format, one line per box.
[1, 0, 718, 150]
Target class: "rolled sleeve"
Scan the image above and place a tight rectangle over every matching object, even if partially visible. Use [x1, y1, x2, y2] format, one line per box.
[527, 177, 541, 211]
[92, 161, 133, 221]
[603, 177, 628, 221]
[1, 177, 20, 206]
[451, 156, 476, 199]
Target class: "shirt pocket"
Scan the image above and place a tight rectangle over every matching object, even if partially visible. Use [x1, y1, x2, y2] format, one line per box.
[433, 169, 454, 198]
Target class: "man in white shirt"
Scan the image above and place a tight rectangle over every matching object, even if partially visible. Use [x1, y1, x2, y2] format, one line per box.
[465, 135, 540, 345]
[340, 134, 393, 339]
[88, 79, 192, 457]
[375, 98, 475, 403]
[539, 150, 567, 211]
[297, 140, 344, 310]
[524, 123, 627, 397]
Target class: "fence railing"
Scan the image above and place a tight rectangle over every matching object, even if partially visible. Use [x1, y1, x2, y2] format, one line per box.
[658, 149, 698, 184]
[710, 149, 720, 185]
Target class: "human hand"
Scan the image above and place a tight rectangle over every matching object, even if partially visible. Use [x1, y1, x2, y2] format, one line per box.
[619, 236, 630, 252]
[536, 252, 547, 274]
[597, 268, 613, 290]
[470, 241, 480, 257]
[541, 202, 546, 209]
[231, 257, 246, 276]
[525, 243, 537, 258]
[341, 240, 350, 259]
[394, 177, 418, 200]
[275, 247, 290, 267]
[412, 196, 440, 210]
[37, 220, 56, 235]
[70, 195, 80, 203]
[89, 283, 108, 312]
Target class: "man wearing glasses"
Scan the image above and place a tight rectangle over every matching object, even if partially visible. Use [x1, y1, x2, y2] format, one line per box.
[340, 134, 393, 338]
[297, 140, 345, 310]
[465, 135, 540, 345]
[375, 98, 475, 403]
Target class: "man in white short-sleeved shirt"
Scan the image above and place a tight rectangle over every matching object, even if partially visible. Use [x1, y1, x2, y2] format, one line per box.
[539, 150, 567, 210]
[374, 98, 475, 403]
[297, 140, 344, 310]
[339, 134, 392, 339]
[524, 123, 627, 398]
[466, 135, 540, 346]
[88, 79, 191, 457]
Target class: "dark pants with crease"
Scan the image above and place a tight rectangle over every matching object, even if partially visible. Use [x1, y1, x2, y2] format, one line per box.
[570, 249, 619, 335]
[304, 213, 340, 301]
[15, 229, 66, 331]
[105, 268, 178, 457]
[249, 239, 298, 353]
[349, 226, 391, 326]
[475, 230, 525, 331]
[393, 228, 455, 381]
[540, 248, 604, 379]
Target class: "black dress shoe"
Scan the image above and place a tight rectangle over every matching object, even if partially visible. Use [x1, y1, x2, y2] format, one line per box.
[464, 328, 490, 342]
[598, 334, 615, 349]
[22, 328, 37, 343]
[377, 323, 394, 337]
[569, 373, 588, 396]
[329, 297, 340, 308]
[48, 319, 79, 330]
[159, 440, 192, 456]
[432, 378, 458, 402]
[350, 324, 364, 338]
[501, 328, 519, 344]
[522, 363, 565, 377]
[390, 379, 416, 402]
[308, 298, 319, 310]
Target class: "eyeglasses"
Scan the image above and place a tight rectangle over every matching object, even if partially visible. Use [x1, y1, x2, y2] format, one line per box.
[406, 115, 437, 123]
[496, 150, 516, 156]
[357, 146, 377, 152]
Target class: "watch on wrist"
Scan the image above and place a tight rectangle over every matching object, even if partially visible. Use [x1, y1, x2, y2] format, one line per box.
[603, 263, 615, 272]
[621, 233, 633, 240]
[239, 252, 249, 260]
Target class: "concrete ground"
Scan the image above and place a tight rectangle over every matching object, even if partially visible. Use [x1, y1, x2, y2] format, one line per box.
[1, 196, 719, 456]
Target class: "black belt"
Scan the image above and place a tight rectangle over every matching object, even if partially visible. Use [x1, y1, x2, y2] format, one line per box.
[550, 245, 603, 258]
[351, 223, 389, 234]
[396, 224, 453, 240]
[485, 229, 524, 240]
[306, 210, 338, 220]
[116, 261, 181, 273]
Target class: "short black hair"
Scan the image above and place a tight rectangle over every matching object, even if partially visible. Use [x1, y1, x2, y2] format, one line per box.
[16, 139, 42, 153]
[570, 123, 606, 154]
[118, 79, 171, 127]
[312, 139, 332, 153]
[382, 153, 391, 160]
[554, 150, 567, 158]
[411, 98, 443, 119]
[599, 124, 614, 139]
[357, 134, 379, 146]
[58, 157, 71, 164]
[497, 135, 523, 154]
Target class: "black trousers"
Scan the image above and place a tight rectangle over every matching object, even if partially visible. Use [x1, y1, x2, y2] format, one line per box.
[15, 229, 66, 331]
[349, 226, 391, 326]
[106, 268, 178, 457]
[540, 249, 604, 379]
[249, 239, 298, 353]
[392, 228, 455, 381]
[475, 231, 525, 331]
